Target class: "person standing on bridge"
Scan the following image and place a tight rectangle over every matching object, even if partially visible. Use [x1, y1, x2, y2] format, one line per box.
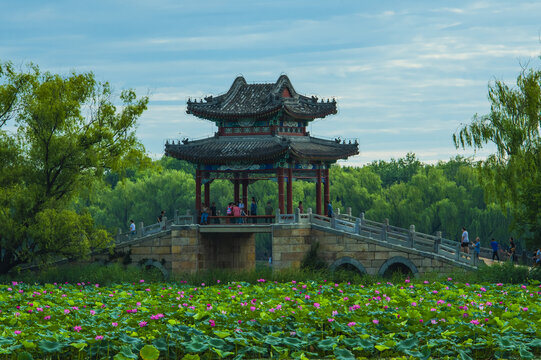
[210, 202, 218, 224]
[200, 203, 209, 225]
[508, 237, 516, 263]
[233, 202, 242, 224]
[157, 210, 165, 223]
[129, 220, 136, 238]
[490, 238, 500, 261]
[298, 201, 303, 214]
[327, 202, 334, 218]
[473, 237, 481, 259]
[250, 197, 257, 224]
[461, 227, 470, 254]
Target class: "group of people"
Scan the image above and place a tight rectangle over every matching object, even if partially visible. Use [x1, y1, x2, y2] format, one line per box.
[199, 198, 274, 225]
[461, 227, 522, 263]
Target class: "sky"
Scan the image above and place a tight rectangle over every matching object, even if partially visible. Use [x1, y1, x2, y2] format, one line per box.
[1, 0, 540, 166]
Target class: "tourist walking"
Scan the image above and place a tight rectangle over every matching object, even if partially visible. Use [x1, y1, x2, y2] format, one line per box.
[534, 248, 541, 267]
[200, 203, 209, 225]
[251, 197, 257, 224]
[129, 219, 136, 238]
[157, 210, 165, 223]
[233, 202, 242, 224]
[298, 201, 303, 214]
[490, 238, 500, 261]
[508, 237, 516, 263]
[473, 237, 481, 259]
[461, 227, 470, 254]
[327, 202, 334, 218]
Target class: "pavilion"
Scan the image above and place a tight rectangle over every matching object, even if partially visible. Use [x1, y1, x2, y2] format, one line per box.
[165, 75, 358, 216]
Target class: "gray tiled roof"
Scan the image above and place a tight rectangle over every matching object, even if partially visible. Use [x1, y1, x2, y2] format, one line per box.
[187, 75, 337, 120]
[165, 135, 358, 164]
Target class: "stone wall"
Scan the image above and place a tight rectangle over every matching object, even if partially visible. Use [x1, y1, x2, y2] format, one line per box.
[198, 232, 255, 271]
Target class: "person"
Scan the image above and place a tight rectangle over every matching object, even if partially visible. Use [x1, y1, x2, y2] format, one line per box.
[490, 238, 500, 261]
[238, 199, 245, 215]
[226, 202, 233, 224]
[233, 202, 242, 224]
[461, 227, 470, 254]
[200, 203, 209, 225]
[473, 237, 481, 259]
[157, 210, 165, 223]
[298, 201, 303, 214]
[210, 202, 218, 224]
[250, 197, 257, 224]
[534, 248, 541, 267]
[327, 202, 334, 218]
[129, 219, 136, 237]
[508, 237, 516, 263]
[265, 201, 273, 223]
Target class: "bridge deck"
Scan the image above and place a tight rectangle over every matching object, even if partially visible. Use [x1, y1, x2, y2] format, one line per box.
[198, 224, 272, 233]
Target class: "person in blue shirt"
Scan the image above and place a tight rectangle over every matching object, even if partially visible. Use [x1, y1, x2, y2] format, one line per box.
[250, 197, 257, 224]
[327, 202, 334, 218]
[490, 238, 500, 260]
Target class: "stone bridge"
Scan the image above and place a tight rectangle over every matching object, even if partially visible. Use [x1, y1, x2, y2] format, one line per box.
[108, 210, 485, 279]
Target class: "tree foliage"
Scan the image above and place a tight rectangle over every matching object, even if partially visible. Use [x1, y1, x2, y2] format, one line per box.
[0, 61, 149, 273]
[454, 66, 541, 247]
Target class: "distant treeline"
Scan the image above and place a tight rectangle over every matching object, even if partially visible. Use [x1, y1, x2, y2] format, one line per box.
[74, 153, 517, 249]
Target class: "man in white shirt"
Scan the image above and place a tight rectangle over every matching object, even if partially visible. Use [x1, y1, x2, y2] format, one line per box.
[461, 227, 470, 254]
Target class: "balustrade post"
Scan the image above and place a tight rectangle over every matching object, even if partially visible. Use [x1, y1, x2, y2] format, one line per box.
[117, 228, 122, 243]
[336, 208, 341, 217]
[355, 218, 361, 234]
[138, 222, 144, 237]
[331, 215, 336, 229]
[456, 242, 461, 261]
[381, 218, 389, 242]
[308, 208, 312, 223]
[408, 225, 415, 248]
[360, 212, 365, 226]
[347, 207, 351, 217]
[275, 209, 280, 223]
[186, 209, 193, 224]
[434, 231, 442, 253]
[294, 207, 300, 223]
[174, 209, 179, 223]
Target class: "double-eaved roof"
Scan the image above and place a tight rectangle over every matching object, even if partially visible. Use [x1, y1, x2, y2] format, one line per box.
[187, 75, 337, 120]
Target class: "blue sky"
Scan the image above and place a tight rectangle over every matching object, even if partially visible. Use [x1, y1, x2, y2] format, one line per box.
[2, 0, 540, 165]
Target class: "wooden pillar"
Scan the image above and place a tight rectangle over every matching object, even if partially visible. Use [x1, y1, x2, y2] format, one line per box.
[234, 176, 240, 204]
[204, 181, 210, 207]
[195, 169, 202, 215]
[242, 179, 248, 208]
[324, 168, 330, 215]
[316, 168, 322, 215]
[287, 167, 293, 214]
[278, 168, 285, 214]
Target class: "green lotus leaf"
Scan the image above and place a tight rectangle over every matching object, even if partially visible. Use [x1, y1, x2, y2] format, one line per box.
[140, 344, 160, 360]
[17, 352, 34, 360]
[181, 355, 200, 360]
[333, 348, 355, 360]
[38, 340, 64, 353]
[317, 338, 336, 351]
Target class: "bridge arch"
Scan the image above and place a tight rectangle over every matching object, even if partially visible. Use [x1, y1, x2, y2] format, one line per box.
[330, 257, 367, 274]
[378, 256, 419, 278]
[141, 259, 169, 280]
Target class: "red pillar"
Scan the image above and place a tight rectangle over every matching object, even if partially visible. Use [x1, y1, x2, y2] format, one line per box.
[316, 168, 322, 215]
[242, 179, 248, 209]
[195, 169, 202, 215]
[287, 167, 293, 214]
[324, 168, 330, 215]
[278, 168, 285, 214]
[204, 181, 210, 207]
[234, 177, 240, 204]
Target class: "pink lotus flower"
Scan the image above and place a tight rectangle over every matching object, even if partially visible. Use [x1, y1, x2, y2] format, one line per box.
[209, 319, 215, 327]
[95, 335, 104, 340]
[411, 302, 417, 307]
[139, 321, 147, 327]
[112, 322, 118, 327]
[14, 330, 21, 335]
[250, 306, 256, 311]
[372, 319, 379, 324]
[347, 322, 356, 327]
[328, 318, 334, 322]
[44, 315, 51, 320]
[73, 326, 82, 332]
[64, 309, 70, 315]
[314, 303, 320, 309]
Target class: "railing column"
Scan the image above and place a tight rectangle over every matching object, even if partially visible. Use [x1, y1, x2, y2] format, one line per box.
[138, 222, 144, 237]
[186, 209, 193, 224]
[275, 209, 280, 224]
[347, 207, 351, 217]
[355, 217, 361, 234]
[408, 225, 415, 248]
[336, 208, 341, 217]
[295, 207, 300, 223]
[434, 231, 442, 253]
[331, 215, 336, 229]
[456, 242, 461, 261]
[316, 168, 322, 215]
[117, 228, 122, 243]
[381, 218, 389, 242]
[360, 212, 365, 226]
[308, 208, 312, 223]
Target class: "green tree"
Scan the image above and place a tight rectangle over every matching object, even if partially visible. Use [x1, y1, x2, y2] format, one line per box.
[454, 67, 541, 248]
[0, 61, 149, 273]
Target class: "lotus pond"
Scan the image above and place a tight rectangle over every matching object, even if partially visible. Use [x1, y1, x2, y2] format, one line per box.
[0, 279, 540, 359]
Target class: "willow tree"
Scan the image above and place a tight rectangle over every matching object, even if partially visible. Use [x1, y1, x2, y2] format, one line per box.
[0, 61, 149, 273]
[454, 67, 541, 248]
